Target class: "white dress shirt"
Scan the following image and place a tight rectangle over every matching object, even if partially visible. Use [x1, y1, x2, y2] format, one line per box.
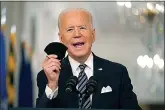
[45, 53, 94, 100]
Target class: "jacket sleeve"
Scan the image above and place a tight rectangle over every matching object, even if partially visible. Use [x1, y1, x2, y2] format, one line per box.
[35, 70, 61, 108]
[119, 66, 142, 110]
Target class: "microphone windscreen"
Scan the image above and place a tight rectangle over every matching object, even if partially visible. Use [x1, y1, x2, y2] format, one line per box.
[44, 42, 68, 60]
[65, 76, 78, 93]
[88, 76, 97, 85]
[67, 76, 78, 86]
[86, 76, 98, 95]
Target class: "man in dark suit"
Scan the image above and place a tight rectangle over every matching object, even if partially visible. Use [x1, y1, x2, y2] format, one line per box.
[36, 8, 142, 109]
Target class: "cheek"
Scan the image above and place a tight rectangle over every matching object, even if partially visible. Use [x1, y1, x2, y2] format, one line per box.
[61, 36, 71, 45]
[85, 32, 95, 42]
[87, 37, 94, 44]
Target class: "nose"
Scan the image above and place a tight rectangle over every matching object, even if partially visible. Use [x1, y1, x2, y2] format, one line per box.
[73, 27, 81, 38]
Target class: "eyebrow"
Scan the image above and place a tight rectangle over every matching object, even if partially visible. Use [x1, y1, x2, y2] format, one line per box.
[66, 25, 87, 29]
[67, 26, 74, 29]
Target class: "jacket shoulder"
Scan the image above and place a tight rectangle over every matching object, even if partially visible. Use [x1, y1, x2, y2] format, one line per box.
[95, 55, 126, 70]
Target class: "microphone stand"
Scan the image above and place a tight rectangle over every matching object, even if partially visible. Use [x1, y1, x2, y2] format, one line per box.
[78, 93, 83, 109]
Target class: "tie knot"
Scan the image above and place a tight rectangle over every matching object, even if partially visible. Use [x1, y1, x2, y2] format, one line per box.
[79, 64, 86, 71]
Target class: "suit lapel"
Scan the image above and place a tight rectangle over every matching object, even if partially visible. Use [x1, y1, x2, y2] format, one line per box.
[92, 54, 104, 108]
[60, 56, 79, 108]
[61, 56, 73, 78]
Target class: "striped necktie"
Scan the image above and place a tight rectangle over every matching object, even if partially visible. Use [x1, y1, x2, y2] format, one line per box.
[77, 64, 91, 109]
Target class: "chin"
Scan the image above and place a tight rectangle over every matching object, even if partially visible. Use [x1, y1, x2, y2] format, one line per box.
[69, 50, 90, 59]
[73, 52, 87, 58]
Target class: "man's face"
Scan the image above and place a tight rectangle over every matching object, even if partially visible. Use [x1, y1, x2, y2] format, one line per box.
[59, 10, 95, 59]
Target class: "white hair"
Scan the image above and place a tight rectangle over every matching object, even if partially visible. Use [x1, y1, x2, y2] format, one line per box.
[58, 8, 93, 29]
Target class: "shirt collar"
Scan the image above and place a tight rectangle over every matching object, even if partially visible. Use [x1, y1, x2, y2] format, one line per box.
[68, 53, 93, 73]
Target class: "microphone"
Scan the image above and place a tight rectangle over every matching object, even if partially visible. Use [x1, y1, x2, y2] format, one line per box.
[85, 76, 98, 96]
[44, 42, 67, 60]
[65, 76, 78, 93]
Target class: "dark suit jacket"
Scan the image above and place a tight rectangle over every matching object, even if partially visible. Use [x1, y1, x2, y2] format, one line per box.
[36, 54, 141, 109]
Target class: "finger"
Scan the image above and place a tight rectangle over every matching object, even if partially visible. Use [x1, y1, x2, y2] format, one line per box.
[42, 54, 58, 64]
[43, 58, 60, 69]
[47, 62, 61, 70]
[42, 56, 49, 66]
[42, 56, 55, 67]
[47, 58, 61, 66]
[47, 54, 58, 59]
[48, 65, 60, 74]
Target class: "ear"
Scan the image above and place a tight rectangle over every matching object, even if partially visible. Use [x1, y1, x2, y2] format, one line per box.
[92, 29, 96, 43]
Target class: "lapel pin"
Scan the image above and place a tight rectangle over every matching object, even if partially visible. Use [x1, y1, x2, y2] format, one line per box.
[98, 68, 103, 71]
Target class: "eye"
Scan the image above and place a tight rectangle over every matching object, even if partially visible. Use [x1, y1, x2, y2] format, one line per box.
[67, 28, 73, 32]
[80, 26, 87, 30]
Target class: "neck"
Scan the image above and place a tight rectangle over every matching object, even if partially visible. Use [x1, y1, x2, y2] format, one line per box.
[69, 52, 92, 64]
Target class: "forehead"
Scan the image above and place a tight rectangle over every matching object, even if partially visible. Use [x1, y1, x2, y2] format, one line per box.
[59, 9, 92, 27]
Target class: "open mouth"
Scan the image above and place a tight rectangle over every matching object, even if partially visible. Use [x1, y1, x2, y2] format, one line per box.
[72, 42, 85, 48]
